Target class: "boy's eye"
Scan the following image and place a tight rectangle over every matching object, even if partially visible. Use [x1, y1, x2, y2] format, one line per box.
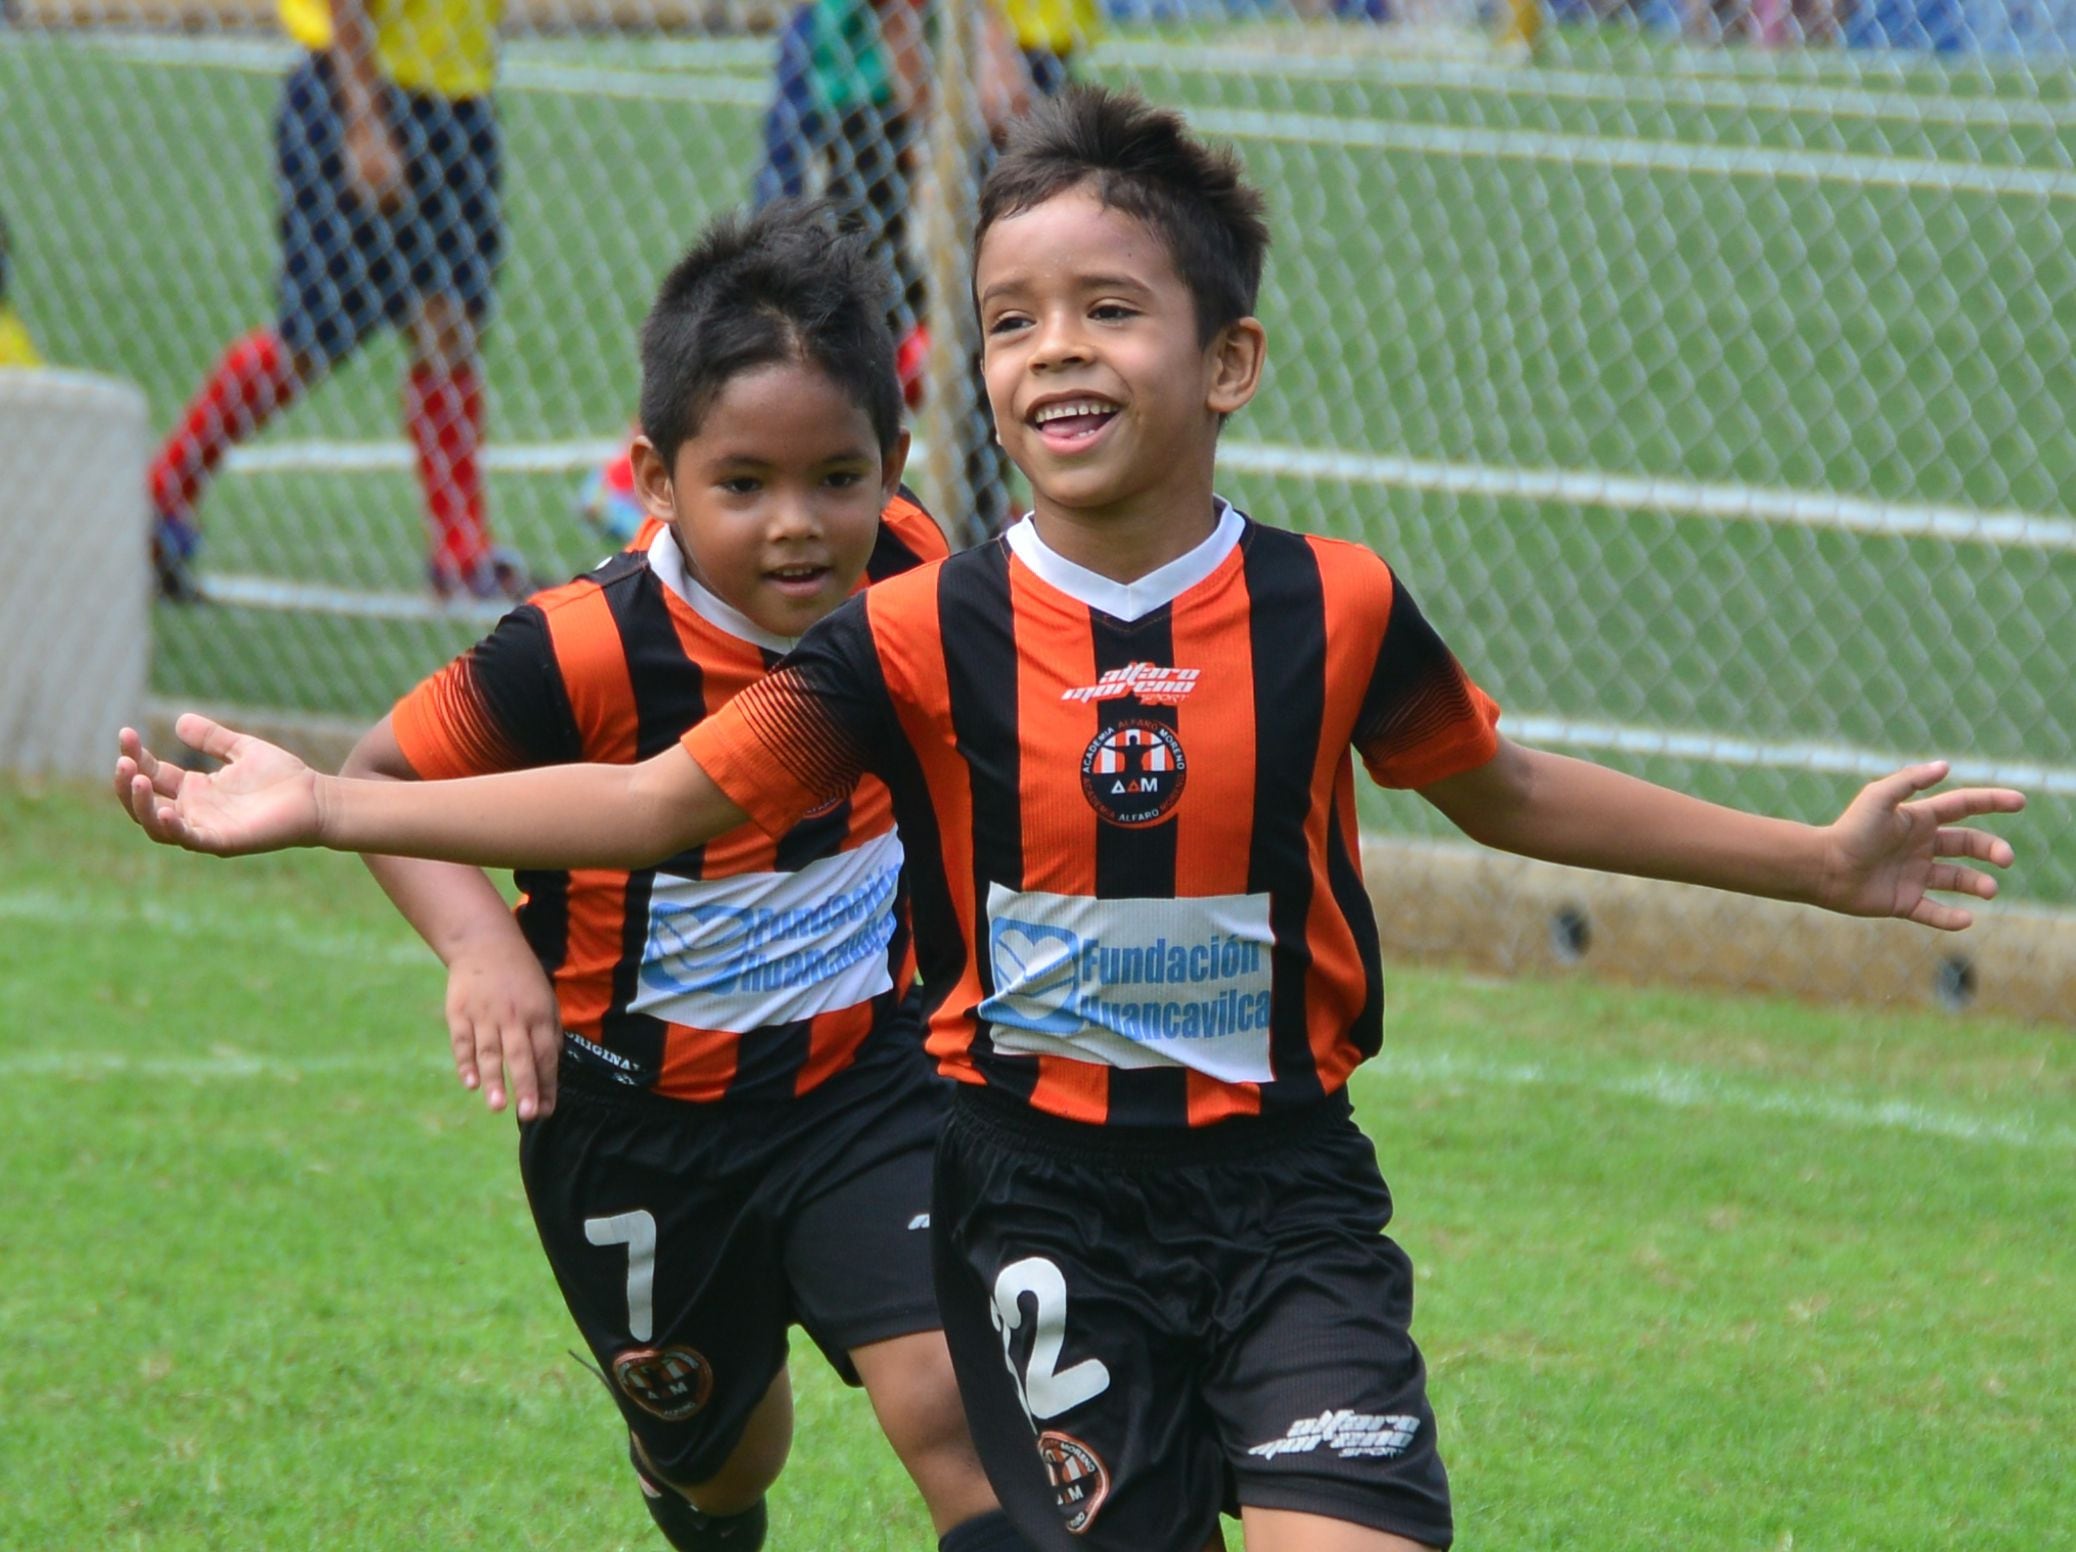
[1092, 303, 1136, 321]
[825, 470, 864, 489]
[986, 313, 1031, 337]
[719, 476, 761, 495]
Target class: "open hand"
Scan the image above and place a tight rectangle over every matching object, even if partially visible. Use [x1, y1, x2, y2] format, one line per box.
[1823, 762, 2024, 930]
[444, 936, 563, 1122]
[114, 715, 324, 856]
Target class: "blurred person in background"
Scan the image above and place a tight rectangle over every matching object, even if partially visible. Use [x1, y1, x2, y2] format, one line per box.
[147, 0, 527, 605]
[0, 209, 42, 368]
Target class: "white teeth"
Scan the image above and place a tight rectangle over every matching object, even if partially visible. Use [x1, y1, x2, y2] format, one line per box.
[1033, 399, 1117, 426]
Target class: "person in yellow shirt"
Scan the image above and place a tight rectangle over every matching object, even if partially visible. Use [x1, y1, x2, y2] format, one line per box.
[0, 210, 42, 369]
[998, 0, 1099, 94]
[147, 0, 526, 603]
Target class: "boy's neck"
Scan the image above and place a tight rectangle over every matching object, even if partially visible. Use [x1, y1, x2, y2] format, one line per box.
[1025, 483, 1222, 585]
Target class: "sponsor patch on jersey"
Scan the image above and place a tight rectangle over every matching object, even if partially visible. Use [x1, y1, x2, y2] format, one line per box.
[614, 1345, 714, 1422]
[1247, 1408, 1422, 1461]
[1037, 1430, 1110, 1534]
[1080, 719, 1187, 828]
[1061, 661, 1200, 706]
[978, 885, 1275, 1081]
[632, 830, 902, 1032]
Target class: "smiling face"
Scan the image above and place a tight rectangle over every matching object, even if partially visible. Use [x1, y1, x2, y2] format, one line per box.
[632, 356, 904, 640]
[976, 185, 1263, 540]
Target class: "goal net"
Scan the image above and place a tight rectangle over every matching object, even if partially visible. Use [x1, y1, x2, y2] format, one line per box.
[3, 0, 2068, 1006]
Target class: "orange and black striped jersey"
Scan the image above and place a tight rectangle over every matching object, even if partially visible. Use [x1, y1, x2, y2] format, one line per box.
[390, 491, 948, 1105]
[684, 501, 1501, 1128]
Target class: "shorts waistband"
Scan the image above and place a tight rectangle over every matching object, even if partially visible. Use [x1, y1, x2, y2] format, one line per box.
[550, 1042, 706, 1117]
[947, 1082, 1353, 1167]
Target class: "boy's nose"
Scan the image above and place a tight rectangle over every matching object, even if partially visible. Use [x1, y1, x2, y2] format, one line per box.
[767, 493, 820, 538]
[1029, 312, 1088, 370]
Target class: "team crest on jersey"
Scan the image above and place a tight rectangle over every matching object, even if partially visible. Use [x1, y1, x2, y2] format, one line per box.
[613, 1346, 714, 1421]
[1036, 1430, 1110, 1533]
[1081, 719, 1186, 828]
[1061, 661, 1200, 706]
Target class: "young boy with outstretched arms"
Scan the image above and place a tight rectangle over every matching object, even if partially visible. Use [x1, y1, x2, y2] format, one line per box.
[163, 202, 1037, 1552]
[119, 91, 2022, 1552]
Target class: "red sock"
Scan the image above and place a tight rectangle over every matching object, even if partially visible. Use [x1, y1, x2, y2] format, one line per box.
[405, 361, 488, 583]
[150, 327, 298, 522]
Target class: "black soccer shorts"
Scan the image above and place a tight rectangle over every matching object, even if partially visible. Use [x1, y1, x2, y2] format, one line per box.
[932, 1088, 1454, 1551]
[274, 53, 504, 368]
[520, 1008, 946, 1487]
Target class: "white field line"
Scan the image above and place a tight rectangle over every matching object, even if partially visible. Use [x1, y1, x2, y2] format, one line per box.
[1187, 103, 2076, 199]
[0, 887, 429, 967]
[44, 32, 2068, 196]
[230, 436, 619, 475]
[1219, 442, 2076, 551]
[1353, 1047, 2076, 1152]
[3, 1025, 2061, 1151]
[1505, 716, 2076, 798]
[200, 572, 516, 626]
[57, 28, 2072, 133]
[1098, 39, 2076, 131]
[47, 31, 773, 105]
[227, 434, 2076, 554]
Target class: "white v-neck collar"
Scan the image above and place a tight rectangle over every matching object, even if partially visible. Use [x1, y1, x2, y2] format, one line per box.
[642, 525, 801, 654]
[1004, 499, 1243, 623]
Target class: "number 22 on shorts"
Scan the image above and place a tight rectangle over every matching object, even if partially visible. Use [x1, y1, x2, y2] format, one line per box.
[990, 1256, 1111, 1422]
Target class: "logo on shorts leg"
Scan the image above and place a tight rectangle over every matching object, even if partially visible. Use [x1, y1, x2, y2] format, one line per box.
[613, 1346, 714, 1422]
[1247, 1409, 1421, 1461]
[1036, 1430, 1110, 1534]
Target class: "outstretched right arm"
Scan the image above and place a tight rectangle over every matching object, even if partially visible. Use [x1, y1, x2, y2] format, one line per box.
[116, 712, 746, 868]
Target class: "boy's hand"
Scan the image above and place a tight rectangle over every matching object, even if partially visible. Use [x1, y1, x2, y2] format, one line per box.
[1822, 761, 2025, 930]
[444, 935, 562, 1121]
[114, 715, 324, 855]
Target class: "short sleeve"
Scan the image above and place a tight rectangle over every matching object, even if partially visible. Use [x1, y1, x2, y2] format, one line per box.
[390, 605, 581, 780]
[863, 487, 951, 581]
[681, 594, 895, 837]
[1354, 574, 1501, 790]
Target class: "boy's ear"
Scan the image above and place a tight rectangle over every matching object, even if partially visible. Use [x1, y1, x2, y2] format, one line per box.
[881, 428, 913, 498]
[628, 434, 677, 522]
[1206, 317, 1267, 418]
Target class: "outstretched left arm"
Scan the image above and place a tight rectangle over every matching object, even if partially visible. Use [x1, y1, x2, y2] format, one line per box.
[1419, 738, 2024, 931]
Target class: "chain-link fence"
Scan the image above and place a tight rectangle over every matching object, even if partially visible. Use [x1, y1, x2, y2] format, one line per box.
[2, 0, 2069, 1006]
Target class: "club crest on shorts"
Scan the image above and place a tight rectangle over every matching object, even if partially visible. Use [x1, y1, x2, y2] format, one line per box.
[1081, 719, 1186, 828]
[1036, 1429, 1110, 1534]
[613, 1346, 713, 1421]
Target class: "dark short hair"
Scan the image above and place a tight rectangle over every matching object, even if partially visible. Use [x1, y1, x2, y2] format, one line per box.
[976, 86, 1269, 343]
[639, 199, 902, 467]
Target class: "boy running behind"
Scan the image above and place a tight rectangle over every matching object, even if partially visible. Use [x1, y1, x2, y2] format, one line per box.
[187, 201, 1033, 1552]
[118, 91, 2022, 1552]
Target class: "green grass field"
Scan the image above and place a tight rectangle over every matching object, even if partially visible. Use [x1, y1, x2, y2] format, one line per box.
[4, 21, 2069, 907]
[4, 778, 2072, 1548]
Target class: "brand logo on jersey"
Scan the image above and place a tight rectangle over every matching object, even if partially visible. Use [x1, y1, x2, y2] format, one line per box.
[613, 1346, 714, 1422]
[1247, 1409, 1422, 1461]
[1061, 661, 1200, 706]
[1080, 719, 1186, 828]
[1036, 1430, 1110, 1534]
[908, 1213, 931, 1231]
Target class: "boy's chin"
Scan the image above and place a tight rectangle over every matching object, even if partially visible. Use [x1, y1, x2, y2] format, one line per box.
[746, 587, 842, 638]
[1025, 462, 1137, 513]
